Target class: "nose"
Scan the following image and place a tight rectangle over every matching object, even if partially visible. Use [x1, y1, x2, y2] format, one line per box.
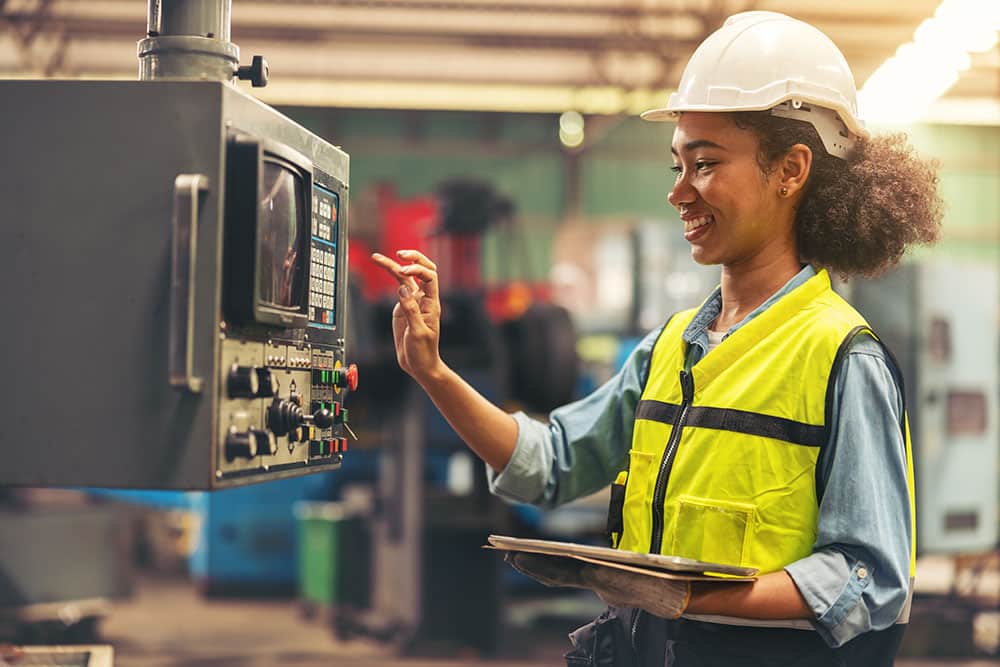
[667, 172, 696, 210]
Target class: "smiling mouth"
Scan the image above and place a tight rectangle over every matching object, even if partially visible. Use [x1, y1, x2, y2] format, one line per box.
[684, 214, 714, 233]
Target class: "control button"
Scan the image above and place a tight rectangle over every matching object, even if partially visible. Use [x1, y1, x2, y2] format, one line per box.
[334, 407, 349, 425]
[227, 365, 260, 399]
[334, 364, 359, 392]
[857, 567, 868, 580]
[291, 424, 315, 443]
[339, 437, 348, 453]
[255, 368, 277, 398]
[225, 427, 257, 461]
[309, 440, 325, 457]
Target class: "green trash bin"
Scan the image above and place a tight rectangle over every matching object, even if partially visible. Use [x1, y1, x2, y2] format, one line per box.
[295, 501, 370, 617]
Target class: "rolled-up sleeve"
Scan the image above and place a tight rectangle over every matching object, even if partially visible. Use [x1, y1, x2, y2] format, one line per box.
[785, 337, 912, 647]
[488, 328, 661, 508]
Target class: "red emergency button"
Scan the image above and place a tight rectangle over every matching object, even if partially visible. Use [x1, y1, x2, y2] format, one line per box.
[334, 364, 359, 392]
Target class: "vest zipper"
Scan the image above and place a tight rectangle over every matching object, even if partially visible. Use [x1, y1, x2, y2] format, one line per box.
[649, 370, 694, 554]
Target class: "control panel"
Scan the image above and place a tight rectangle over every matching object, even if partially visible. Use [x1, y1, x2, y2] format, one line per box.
[0, 80, 356, 489]
[216, 339, 357, 481]
[215, 174, 356, 483]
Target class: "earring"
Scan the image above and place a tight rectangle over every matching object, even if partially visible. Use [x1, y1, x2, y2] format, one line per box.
[779, 186, 789, 197]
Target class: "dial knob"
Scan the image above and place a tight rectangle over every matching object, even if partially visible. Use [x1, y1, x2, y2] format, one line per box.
[255, 368, 277, 398]
[225, 428, 258, 460]
[227, 365, 260, 399]
[334, 364, 359, 392]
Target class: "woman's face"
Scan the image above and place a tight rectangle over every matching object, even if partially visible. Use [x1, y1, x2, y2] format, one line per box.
[667, 112, 792, 268]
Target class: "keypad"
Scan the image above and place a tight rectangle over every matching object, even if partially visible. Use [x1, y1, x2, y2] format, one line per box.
[308, 186, 339, 327]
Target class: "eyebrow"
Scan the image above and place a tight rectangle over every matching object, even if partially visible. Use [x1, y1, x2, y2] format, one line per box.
[670, 139, 728, 155]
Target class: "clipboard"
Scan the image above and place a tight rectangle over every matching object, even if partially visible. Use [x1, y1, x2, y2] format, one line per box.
[485, 534, 758, 581]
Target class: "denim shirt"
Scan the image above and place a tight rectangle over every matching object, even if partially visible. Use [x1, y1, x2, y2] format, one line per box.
[488, 265, 912, 648]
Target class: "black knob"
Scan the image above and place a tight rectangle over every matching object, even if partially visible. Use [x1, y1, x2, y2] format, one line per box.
[312, 408, 334, 429]
[267, 398, 303, 437]
[255, 368, 277, 398]
[227, 365, 260, 399]
[236, 55, 269, 88]
[251, 428, 276, 456]
[225, 428, 257, 461]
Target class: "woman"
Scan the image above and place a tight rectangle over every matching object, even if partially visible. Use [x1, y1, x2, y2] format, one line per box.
[372, 11, 941, 666]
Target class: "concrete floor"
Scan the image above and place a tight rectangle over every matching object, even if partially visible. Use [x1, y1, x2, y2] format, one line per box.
[90, 577, 1000, 667]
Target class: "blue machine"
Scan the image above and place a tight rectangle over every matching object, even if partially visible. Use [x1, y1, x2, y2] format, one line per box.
[84, 456, 378, 592]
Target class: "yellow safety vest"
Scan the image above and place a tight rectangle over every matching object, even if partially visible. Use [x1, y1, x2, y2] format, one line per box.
[610, 270, 917, 583]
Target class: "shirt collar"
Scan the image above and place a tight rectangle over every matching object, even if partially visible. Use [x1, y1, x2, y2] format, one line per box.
[683, 264, 817, 357]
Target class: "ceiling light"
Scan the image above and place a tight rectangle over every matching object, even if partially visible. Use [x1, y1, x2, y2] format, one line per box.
[859, 0, 1000, 125]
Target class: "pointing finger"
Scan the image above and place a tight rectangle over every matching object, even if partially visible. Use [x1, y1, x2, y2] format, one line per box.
[371, 252, 420, 294]
[397, 249, 438, 272]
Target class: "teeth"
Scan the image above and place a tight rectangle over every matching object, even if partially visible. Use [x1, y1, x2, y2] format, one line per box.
[685, 215, 713, 232]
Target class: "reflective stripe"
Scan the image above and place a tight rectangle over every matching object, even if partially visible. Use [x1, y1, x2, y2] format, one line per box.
[636, 400, 825, 448]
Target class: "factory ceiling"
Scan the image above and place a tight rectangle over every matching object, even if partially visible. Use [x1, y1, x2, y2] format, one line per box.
[1, 0, 997, 123]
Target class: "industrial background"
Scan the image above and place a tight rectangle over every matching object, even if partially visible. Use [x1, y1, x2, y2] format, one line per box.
[1, 0, 999, 665]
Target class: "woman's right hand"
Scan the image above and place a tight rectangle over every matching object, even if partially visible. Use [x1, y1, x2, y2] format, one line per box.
[370, 250, 445, 384]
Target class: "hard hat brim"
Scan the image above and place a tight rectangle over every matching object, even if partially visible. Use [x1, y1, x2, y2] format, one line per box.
[639, 107, 675, 122]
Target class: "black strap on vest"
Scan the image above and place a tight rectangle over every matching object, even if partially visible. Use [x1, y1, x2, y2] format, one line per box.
[818, 325, 909, 502]
[635, 401, 825, 448]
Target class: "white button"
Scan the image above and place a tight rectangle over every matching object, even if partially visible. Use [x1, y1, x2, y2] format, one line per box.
[857, 567, 868, 580]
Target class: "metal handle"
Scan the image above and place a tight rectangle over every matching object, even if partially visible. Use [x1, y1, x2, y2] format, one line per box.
[169, 174, 209, 393]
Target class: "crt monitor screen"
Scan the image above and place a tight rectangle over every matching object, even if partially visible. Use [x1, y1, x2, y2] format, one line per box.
[257, 159, 307, 311]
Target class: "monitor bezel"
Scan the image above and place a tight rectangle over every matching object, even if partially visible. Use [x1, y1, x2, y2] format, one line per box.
[225, 133, 313, 330]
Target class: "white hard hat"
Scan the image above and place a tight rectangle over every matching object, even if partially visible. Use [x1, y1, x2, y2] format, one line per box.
[642, 11, 868, 159]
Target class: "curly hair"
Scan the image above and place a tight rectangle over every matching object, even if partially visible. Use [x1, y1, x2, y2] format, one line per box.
[731, 111, 943, 278]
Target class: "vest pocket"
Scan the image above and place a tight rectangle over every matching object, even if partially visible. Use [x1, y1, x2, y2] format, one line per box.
[670, 495, 757, 567]
[618, 450, 656, 552]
